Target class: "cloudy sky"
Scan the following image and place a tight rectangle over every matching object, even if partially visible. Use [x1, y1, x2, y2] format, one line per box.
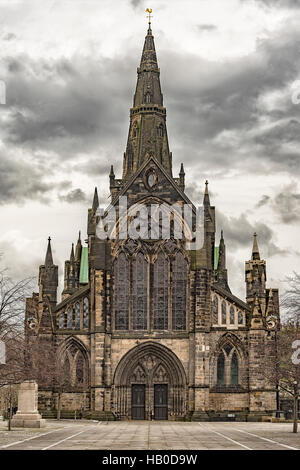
[0, 0, 299, 299]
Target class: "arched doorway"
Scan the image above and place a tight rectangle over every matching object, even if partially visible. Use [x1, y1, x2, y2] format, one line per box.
[112, 342, 187, 420]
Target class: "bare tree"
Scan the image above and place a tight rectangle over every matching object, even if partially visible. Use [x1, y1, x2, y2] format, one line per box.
[281, 272, 300, 323]
[266, 324, 300, 433]
[0, 258, 35, 430]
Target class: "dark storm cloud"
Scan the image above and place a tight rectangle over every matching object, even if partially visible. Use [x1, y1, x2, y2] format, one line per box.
[1, 11, 300, 209]
[0, 153, 53, 204]
[255, 183, 300, 223]
[215, 210, 287, 258]
[58, 188, 87, 204]
[1, 54, 134, 157]
[256, 194, 270, 208]
[163, 23, 300, 176]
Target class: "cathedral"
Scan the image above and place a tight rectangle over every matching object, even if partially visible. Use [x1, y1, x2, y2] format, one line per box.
[25, 22, 280, 421]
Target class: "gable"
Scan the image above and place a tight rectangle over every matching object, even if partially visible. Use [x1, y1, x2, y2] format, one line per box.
[111, 156, 195, 210]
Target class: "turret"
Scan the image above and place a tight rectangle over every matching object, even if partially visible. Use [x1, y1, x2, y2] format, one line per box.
[179, 163, 185, 191]
[215, 230, 231, 292]
[62, 241, 80, 300]
[245, 233, 266, 311]
[88, 187, 99, 236]
[38, 237, 58, 308]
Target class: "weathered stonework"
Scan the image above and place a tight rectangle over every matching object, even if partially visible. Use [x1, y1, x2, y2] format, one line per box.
[25, 24, 280, 422]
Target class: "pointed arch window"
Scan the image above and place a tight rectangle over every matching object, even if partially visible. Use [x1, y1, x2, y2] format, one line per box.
[231, 353, 239, 385]
[145, 92, 151, 103]
[172, 252, 187, 330]
[66, 307, 73, 329]
[83, 298, 89, 329]
[132, 253, 148, 330]
[221, 301, 227, 324]
[238, 311, 244, 325]
[213, 296, 218, 324]
[230, 306, 235, 325]
[114, 253, 129, 330]
[154, 252, 169, 330]
[217, 353, 225, 385]
[75, 302, 80, 329]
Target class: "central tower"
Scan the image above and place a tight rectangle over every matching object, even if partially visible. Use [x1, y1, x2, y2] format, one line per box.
[122, 21, 173, 180]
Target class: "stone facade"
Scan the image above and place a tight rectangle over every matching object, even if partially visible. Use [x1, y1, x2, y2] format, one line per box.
[25, 23, 280, 421]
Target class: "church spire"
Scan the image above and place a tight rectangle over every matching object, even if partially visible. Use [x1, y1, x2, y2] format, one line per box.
[203, 180, 210, 206]
[75, 231, 82, 262]
[92, 187, 99, 212]
[252, 232, 260, 260]
[70, 243, 75, 262]
[122, 18, 172, 179]
[216, 230, 231, 292]
[45, 236, 53, 266]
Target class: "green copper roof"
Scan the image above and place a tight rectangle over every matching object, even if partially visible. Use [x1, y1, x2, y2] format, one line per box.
[79, 247, 89, 284]
[214, 246, 219, 271]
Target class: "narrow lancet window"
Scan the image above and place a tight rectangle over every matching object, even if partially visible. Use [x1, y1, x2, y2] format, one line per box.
[154, 252, 169, 330]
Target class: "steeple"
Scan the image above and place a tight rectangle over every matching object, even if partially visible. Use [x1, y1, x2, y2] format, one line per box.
[245, 232, 266, 310]
[218, 230, 226, 270]
[39, 237, 58, 306]
[252, 232, 260, 260]
[92, 187, 99, 212]
[179, 163, 185, 191]
[122, 20, 172, 179]
[45, 236, 53, 266]
[75, 231, 82, 262]
[70, 243, 75, 262]
[216, 230, 231, 292]
[203, 180, 210, 206]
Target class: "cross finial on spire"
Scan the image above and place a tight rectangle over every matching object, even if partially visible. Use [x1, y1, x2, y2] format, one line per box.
[203, 180, 210, 206]
[252, 232, 260, 260]
[45, 236, 53, 266]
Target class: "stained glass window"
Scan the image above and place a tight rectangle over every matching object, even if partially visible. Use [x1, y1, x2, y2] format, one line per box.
[230, 306, 235, 324]
[238, 311, 244, 325]
[231, 353, 239, 385]
[66, 307, 73, 329]
[213, 296, 218, 324]
[154, 252, 169, 330]
[114, 253, 129, 330]
[172, 252, 187, 330]
[217, 353, 225, 385]
[132, 253, 148, 330]
[75, 302, 80, 329]
[221, 301, 227, 325]
[83, 298, 89, 329]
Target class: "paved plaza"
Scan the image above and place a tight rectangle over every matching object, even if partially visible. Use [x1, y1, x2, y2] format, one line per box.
[0, 420, 299, 450]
